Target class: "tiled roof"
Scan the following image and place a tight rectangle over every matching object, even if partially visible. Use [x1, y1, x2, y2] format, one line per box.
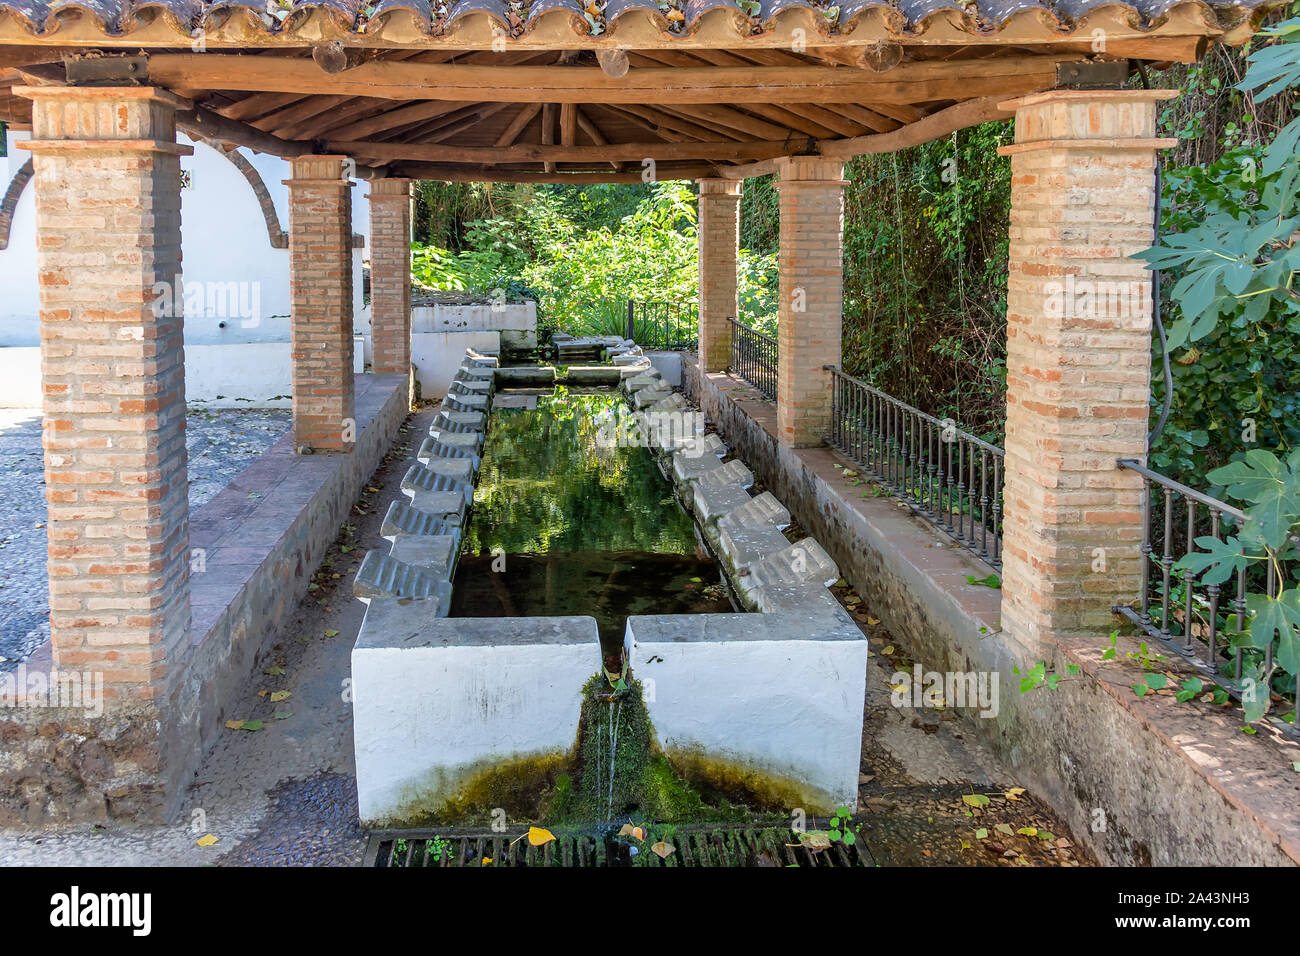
[0, 0, 1280, 41]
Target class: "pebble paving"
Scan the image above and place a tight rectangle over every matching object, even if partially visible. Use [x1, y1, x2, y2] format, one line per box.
[0, 406, 291, 670]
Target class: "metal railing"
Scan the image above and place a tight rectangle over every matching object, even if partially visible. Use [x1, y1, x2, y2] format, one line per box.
[1115, 458, 1298, 718]
[727, 317, 777, 401]
[625, 299, 697, 351]
[826, 366, 1004, 568]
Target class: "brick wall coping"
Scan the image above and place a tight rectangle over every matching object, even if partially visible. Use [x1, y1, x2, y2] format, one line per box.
[17, 139, 193, 156]
[11, 85, 192, 110]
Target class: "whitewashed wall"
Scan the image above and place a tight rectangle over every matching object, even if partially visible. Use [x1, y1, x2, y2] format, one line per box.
[0, 129, 372, 405]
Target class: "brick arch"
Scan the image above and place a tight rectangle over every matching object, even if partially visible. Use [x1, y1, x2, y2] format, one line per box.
[196, 138, 290, 249]
[0, 158, 33, 251]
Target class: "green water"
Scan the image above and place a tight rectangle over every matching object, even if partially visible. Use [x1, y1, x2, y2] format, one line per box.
[450, 390, 732, 648]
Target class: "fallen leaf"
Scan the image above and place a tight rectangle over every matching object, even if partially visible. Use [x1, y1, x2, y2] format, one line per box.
[196, 833, 219, 847]
[263, 666, 285, 676]
[324, 629, 340, 638]
[797, 830, 832, 851]
[1004, 787, 1026, 801]
[651, 841, 674, 859]
[240, 720, 264, 732]
[995, 823, 1014, 836]
[273, 711, 292, 720]
[962, 794, 990, 808]
[1017, 826, 1037, 837]
[269, 690, 292, 703]
[882, 645, 896, 655]
[975, 828, 988, 839]
[528, 826, 556, 846]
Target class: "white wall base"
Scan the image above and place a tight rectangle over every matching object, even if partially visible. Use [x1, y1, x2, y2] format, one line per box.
[411, 331, 501, 399]
[626, 611, 868, 813]
[351, 609, 600, 826]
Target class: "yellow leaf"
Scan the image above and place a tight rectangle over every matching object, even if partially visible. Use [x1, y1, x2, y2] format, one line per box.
[867, 617, 880, 626]
[1004, 787, 1026, 801]
[196, 833, 219, 847]
[528, 826, 556, 846]
[882, 645, 895, 655]
[618, 823, 636, 837]
[651, 840, 674, 859]
[481, 857, 493, 866]
[632, 826, 644, 841]
[1017, 827, 1037, 836]
[270, 690, 292, 703]
[225, 720, 245, 730]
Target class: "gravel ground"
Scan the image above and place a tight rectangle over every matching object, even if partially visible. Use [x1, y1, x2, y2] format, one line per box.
[0, 406, 291, 669]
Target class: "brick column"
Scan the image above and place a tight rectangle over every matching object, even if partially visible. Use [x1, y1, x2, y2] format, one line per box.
[16, 86, 193, 700]
[286, 155, 355, 453]
[997, 90, 1177, 652]
[697, 178, 741, 372]
[775, 157, 846, 447]
[368, 178, 413, 376]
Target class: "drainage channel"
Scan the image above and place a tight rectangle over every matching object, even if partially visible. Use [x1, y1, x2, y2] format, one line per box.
[364, 827, 875, 867]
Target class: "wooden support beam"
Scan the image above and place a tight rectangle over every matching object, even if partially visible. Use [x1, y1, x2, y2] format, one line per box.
[611, 104, 736, 142]
[494, 103, 542, 147]
[717, 95, 1015, 179]
[815, 95, 1012, 159]
[176, 105, 311, 157]
[387, 162, 721, 183]
[541, 102, 556, 173]
[559, 102, 577, 147]
[327, 137, 813, 165]
[316, 100, 474, 142]
[142, 54, 1079, 105]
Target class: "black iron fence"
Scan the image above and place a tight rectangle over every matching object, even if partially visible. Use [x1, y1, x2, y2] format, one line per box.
[727, 317, 777, 401]
[826, 366, 1004, 568]
[624, 299, 697, 351]
[1114, 458, 1299, 719]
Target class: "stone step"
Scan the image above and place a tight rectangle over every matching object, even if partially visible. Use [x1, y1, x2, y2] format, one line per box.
[401, 463, 474, 504]
[749, 582, 848, 617]
[718, 491, 790, 532]
[450, 378, 491, 395]
[415, 437, 478, 469]
[463, 350, 498, 367]
[388, 533, 459, 578]
[431, 431, 484, 457]
[432, 410, 486, 431]
[646, 393, 688, 414]
[623, 372, 662, 393]
[632, 386, 672, 410]
[671, 447, 727, 483]
[716, 522, 791, 575]
[354, 550, 448, 602]
[694, 480, 753, 525]
[381, 499, 462, 542]
[408, 489, 469, 522]
[744, 538, 839, 594]
[413, 441, 475, 480]
[611, 351, 645, 365]
[617, 360, 653, 378]
[697, 458, 754, 491]
[457, 366, 495, 380]
[443, 392, 488, 411]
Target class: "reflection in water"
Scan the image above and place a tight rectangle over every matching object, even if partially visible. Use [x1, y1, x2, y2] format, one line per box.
[450, 390, 732, 648]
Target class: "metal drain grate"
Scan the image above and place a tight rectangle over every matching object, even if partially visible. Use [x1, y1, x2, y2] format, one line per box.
[364, 827, 873, 868]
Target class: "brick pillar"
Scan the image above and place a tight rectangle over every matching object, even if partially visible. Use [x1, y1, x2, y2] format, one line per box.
[997, 90, 1177, 652]
[16, 86, 193, 700]
[368, 178, 413, 376]
[697, 178, 741, 372]
[775, 157, 845, 447]
[286, 155, 355, 453]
